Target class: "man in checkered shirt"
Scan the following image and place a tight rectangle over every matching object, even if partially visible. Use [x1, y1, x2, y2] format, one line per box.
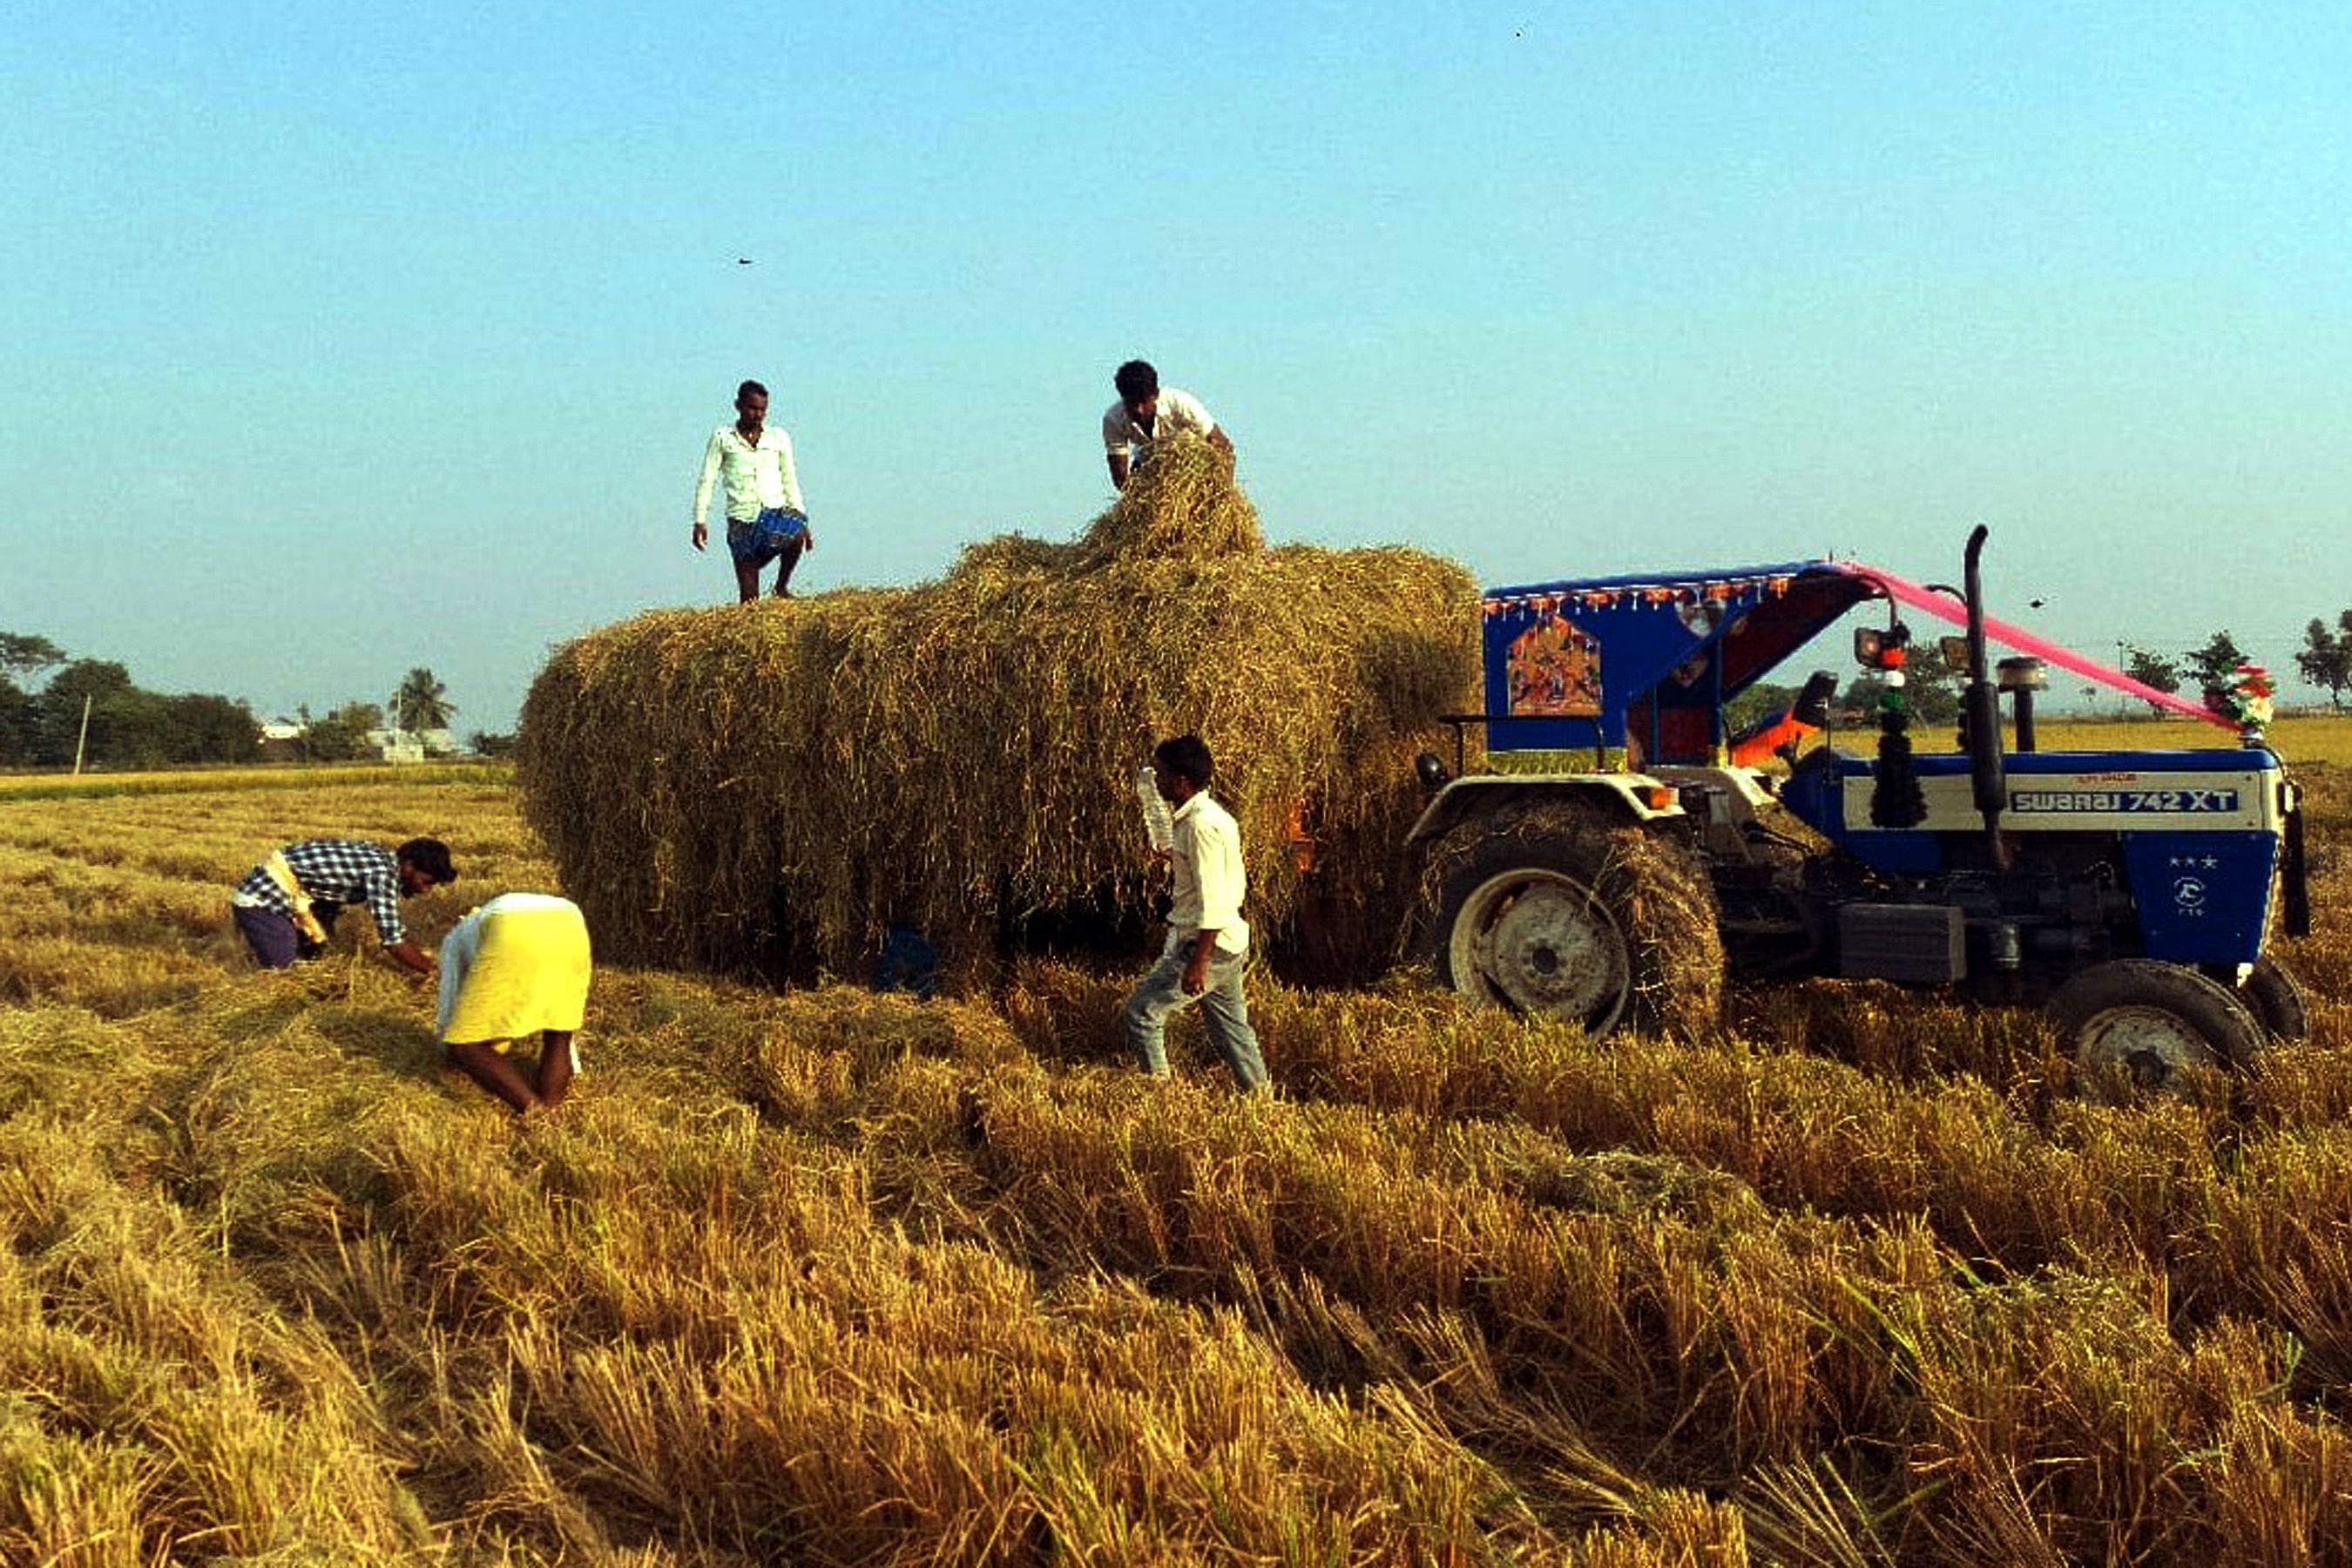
[229, 837, 456, 975]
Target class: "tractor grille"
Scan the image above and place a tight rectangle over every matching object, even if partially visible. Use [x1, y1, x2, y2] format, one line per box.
[1837, 904, 1967, 984]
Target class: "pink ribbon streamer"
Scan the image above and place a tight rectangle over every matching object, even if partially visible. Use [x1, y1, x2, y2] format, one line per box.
[1830, 560, 2236, 731]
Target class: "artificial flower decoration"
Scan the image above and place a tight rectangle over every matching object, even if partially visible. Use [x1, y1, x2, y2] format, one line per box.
[2209, 661, 2275, 730]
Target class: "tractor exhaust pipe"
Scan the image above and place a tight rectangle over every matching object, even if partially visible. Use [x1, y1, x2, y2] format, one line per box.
[1962, 525, 2009, 868]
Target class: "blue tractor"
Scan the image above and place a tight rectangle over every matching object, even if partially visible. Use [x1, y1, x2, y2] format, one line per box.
[1409, 527, 2310, 1098]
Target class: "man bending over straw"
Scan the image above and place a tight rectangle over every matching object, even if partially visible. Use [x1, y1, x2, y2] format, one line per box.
[230, 836, 453, 976]
[1122, 734, 1271, 1092]
[1102, 359, 1234, 490]
[436, 892, 592, 1117]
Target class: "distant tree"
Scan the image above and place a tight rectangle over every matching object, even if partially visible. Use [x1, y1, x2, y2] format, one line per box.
[468, 730, 517, 759]
[1724, 681, 1803, 737]
[1842, 671, 1960, 727]
[2295, 610, 2352, 711]
[0, 649, 259, 771]
[98, 688, 179, 768]
[301, 715, 365, 762]
[391, 667, 455, 734]
[302, 700, 386, 762]
[34, 659, 136, 767]
[46, 684, 228, 771]
[2121, 645, 2182, 715]
[165, 693, 262, 764]
[1915, 674, 1962, 727]
[0, 632, 66, 680]
[0, 673, 33, 766]
[2184, 631, 2252, 698]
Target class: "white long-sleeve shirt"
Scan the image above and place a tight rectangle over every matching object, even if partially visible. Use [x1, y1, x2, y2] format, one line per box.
[1101, 386, 1218, 463]
[693, 422, 804, 527]
[1166, 791, 1250, 957]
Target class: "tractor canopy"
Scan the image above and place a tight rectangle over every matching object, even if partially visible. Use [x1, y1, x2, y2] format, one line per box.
[1477, 558, 2230, 766]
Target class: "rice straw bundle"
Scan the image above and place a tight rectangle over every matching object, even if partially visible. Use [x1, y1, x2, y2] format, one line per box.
[517, 437, 1478, 985]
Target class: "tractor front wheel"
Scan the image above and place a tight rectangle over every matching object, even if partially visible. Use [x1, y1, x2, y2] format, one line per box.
[2050, 959, 2266, 1104]
[2236, 954, 2311, 1044]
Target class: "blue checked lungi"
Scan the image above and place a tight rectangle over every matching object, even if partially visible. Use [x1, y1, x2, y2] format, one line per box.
[727, 506, 808, 568]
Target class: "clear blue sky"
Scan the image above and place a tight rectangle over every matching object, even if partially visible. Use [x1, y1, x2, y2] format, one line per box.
[7, 0, 2349, 731]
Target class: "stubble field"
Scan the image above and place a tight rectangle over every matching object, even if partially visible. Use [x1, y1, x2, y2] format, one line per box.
[2, 722, 2349, 1565]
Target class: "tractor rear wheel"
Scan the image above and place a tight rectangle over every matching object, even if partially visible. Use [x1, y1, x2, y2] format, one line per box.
[2050, 959, 2266, 1104]
[1420, 802, 1722, 1040]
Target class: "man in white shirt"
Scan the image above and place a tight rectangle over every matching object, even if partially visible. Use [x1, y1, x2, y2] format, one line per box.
[1102, 360, 1235, 490]
[1122, 733, 1270, 1091]
[692, 379, 815, 602]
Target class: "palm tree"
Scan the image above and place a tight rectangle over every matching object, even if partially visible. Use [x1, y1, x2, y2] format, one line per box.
[391, 667, 455, 735]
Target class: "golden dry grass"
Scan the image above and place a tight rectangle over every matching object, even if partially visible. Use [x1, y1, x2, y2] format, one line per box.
[0, 774, 537, 1018]
[2031, 712, 2352, 767]
[0, 760, 502, 800]
[0, 723, 2348, 1562]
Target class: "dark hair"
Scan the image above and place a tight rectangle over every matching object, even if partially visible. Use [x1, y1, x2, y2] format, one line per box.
[1113, 360, 1159, 405]
[398, 837, 457, 884]
[1153, 733, 1213, 788]
[736, 379, 768, 403]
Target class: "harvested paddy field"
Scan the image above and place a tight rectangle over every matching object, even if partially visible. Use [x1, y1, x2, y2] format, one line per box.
[1, 738, 2348, 1565]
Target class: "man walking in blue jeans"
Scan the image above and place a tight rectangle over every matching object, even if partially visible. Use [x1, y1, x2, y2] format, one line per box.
[1122, 733, 1270, 1092]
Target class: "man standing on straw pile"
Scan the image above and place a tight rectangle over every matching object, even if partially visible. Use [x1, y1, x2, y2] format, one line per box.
[436, 891, 592, 1117]
[1123, 734, 1270, 1092]
[229, 836, 455, 975]
[691, 378, 814, 602]
[1103, 360, 1234, 490]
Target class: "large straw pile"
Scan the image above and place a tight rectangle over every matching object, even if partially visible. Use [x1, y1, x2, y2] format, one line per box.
[517, 436, 1480, 984]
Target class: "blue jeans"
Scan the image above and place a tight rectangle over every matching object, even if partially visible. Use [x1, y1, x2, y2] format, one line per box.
[1123, 939, 1269, 1091]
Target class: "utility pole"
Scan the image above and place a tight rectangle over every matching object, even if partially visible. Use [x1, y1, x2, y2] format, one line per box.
[71, 693, 92, 774]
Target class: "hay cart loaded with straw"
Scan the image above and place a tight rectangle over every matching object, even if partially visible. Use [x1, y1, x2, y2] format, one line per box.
[1409, 524, 2313, 1100]
[517, 436, 1482, 991]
